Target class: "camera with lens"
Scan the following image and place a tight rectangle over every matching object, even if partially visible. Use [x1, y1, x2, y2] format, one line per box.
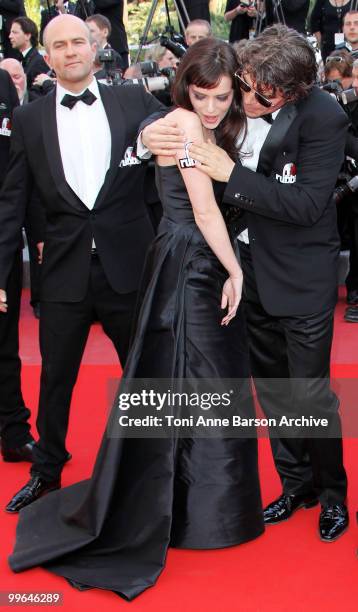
[321, 80, 358, 106]
[333, 172, 358, 204]
[131, 60, 176, 96]
[97, 47, 123, 86]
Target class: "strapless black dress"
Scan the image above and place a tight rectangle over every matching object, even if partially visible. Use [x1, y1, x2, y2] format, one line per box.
[9, 165, 264, 600]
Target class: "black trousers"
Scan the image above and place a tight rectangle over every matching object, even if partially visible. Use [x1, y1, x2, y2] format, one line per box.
[0, 250, 32, 449]
[346, 195, 358, 292]
[31, 255, 137, 481]
[240, 243, 347, 505]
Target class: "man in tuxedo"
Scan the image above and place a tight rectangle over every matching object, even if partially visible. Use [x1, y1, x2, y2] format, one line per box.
[9, 17, 48, 88]
[0, 68, 35, 463]
[0, 58, 45, 318]
[40, 0, 77, 46]
[141, 25, 349, 542]
[0, 0, 25, 59]
[1, 14, 163, 513]
[266, 0, 309, 34]
[93, 1, 129, 69]
[86, 13, 124, 71]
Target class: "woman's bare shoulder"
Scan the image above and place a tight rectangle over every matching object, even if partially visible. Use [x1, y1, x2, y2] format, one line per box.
[168, 107, 202, 130]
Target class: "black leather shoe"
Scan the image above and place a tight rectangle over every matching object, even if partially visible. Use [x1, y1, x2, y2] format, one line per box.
[5, 474, 61, 513]
[346, 290, 358, 305]
[264, 492, 318, 524]
[344, 308, 358, 322]
[1, 441, 72, 464]
[1, 441, 35, 463]
[319, 504, 349, 542]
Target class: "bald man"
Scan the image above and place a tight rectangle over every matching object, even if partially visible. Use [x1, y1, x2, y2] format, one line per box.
[0, 58, 27, 102]
[0, 14, 164, 513]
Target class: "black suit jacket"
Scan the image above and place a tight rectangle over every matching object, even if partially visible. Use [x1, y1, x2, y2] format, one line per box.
[94, 0, 128, 55]
[22, 47, 49, 89]
[0, 0, 25, 58]
[224, 87, 348, 316]
[0, 83, 164, 301]
[0, 68, 18, 186]
[266, 0, 309, 34]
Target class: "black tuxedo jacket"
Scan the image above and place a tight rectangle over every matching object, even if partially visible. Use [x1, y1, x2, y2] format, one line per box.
[0, 68, 18, 186]
[224, 86, 348, 316]
[266, 0, 309, 34]
[22, 47, 49, 89]
[94, 0, 128, 55]
[0, 84, 163, 301]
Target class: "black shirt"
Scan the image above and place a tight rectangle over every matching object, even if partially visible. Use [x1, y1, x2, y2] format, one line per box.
[225, 1, 255, 43]
[310, 0, 353, 61]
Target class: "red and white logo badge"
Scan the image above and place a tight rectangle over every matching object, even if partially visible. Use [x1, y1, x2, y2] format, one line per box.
[276, 162, 297, 184]
[0, 117, 11, 137]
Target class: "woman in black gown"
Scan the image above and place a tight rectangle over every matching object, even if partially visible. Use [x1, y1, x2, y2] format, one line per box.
[9, 39, 264, 600]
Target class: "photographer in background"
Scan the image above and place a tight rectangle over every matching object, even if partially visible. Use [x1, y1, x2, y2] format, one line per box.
[86, 13, 123, 71]
[0, 0, 25, 59]
[343, 8, 358, 52]
[224, 1, 258, 44]
[266, 0, 309, 35]
[40, 0, 77, 46]
[184, 19, 212, 46]
[93, 1, 129, 70]
[178, 0, 210, 24]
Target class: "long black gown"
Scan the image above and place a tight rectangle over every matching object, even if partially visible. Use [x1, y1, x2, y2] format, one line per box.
[9, 165, 264, 600]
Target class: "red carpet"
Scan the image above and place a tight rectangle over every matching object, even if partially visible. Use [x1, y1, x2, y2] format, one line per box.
[0, 289, 356, 611]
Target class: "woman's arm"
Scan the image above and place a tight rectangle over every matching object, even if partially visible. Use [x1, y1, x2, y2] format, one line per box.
[158, 109, 243, 323]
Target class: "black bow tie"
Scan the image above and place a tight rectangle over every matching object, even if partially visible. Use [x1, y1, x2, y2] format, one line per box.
[262, 113, 273, 125]
[60, 89, 97, 110]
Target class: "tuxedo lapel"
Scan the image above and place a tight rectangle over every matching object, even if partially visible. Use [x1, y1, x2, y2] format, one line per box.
[41, 89, 87, 210]
[93, 84, 125, 209]
[256, 102, 298, 176]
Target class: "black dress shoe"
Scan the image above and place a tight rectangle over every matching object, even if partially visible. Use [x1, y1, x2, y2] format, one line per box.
[264, 492, 318, 524]
[1, 441, 71, 464]
[319, 504, 349, 542]
[344, 308, 358, 322]
[1, 441, 35, 463]
[5, 474, 61, 513]
[346, 290, 358, 305]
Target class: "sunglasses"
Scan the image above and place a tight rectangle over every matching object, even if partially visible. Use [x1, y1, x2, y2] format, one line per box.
[234, 70, 273, 108]
[326, 56, 344, 63]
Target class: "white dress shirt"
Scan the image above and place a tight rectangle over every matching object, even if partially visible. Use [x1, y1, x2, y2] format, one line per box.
[56, 78, 111, 210]
[237, 110, 280, 244]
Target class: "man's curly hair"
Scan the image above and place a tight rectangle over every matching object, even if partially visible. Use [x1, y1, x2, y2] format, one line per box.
[236, 25, 317, 102]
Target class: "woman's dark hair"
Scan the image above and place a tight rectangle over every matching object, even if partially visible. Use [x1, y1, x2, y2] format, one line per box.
[172, 38, 245, 161]
[13, 17, 39, 49]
